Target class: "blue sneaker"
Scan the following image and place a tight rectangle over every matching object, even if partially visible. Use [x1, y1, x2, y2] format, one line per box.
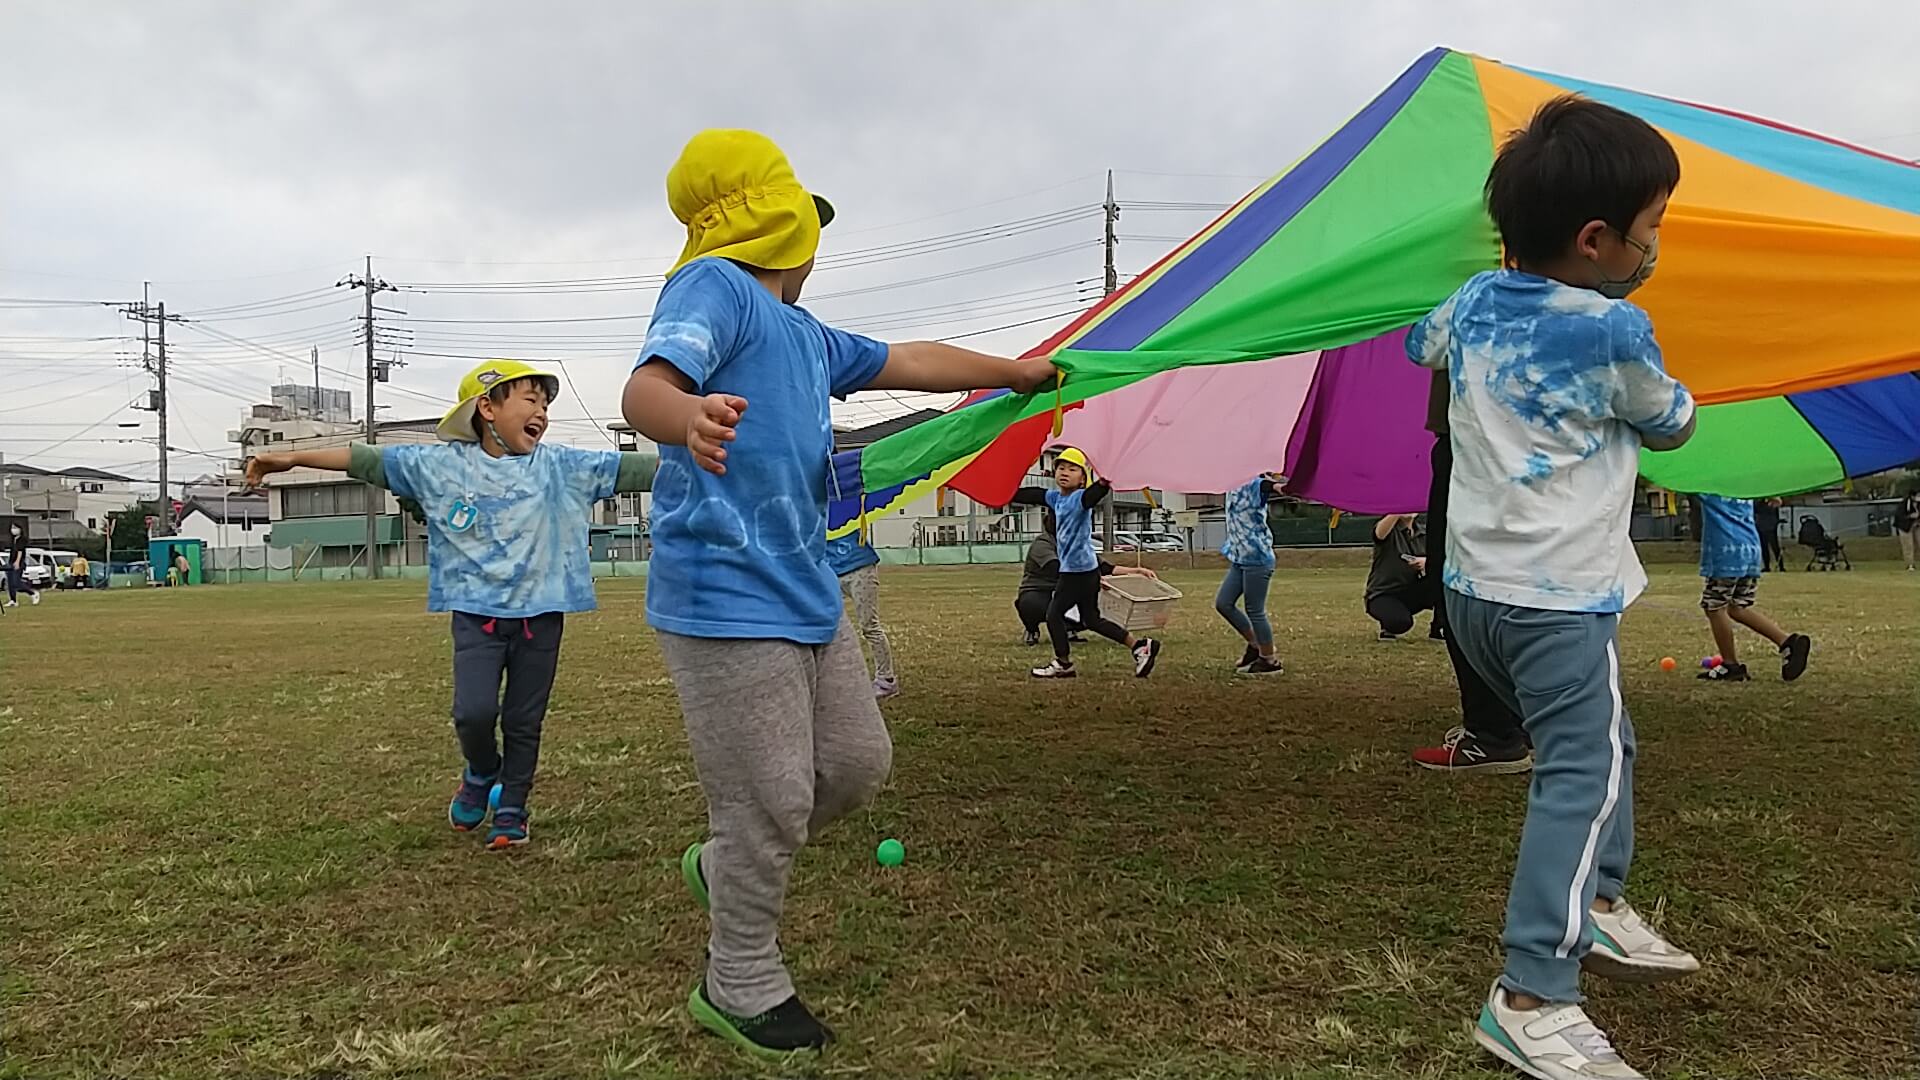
[486, 808, 529, 851]
[448, 769, 495, 832]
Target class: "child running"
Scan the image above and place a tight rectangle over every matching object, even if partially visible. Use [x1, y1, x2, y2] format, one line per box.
[1012, 447, 1162, 679]
[1411, 97, 1702, 1080]
[1696, 493, 1811, 682]
[246, 360, 656, 850]
[1216, 472, 1283, 674]
[619, 129, 1054, 1060]
[826, 530, 898, 699]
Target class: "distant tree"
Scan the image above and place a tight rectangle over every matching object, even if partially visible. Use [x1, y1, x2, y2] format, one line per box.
[107, 501, 160, 563]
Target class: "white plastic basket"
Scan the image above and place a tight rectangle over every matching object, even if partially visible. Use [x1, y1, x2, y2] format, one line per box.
[1099, 575, 1184, 632]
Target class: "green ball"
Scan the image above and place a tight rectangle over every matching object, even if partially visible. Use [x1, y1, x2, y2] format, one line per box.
[875, 838, 905, 867]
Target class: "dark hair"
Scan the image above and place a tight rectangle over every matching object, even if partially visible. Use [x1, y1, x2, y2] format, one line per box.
[471, 375, 556, 440]
[1484, 96, 1680, 266]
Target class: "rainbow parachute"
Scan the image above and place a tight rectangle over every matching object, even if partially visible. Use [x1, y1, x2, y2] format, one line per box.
[831, 46, 1920, 533]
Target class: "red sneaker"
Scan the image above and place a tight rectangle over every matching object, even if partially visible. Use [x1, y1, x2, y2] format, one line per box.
[1411, 726, 1532, 774]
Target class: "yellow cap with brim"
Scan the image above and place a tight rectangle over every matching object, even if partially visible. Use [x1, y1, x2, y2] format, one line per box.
[437, 359, 562, 444]
[666, 129, 833, 278]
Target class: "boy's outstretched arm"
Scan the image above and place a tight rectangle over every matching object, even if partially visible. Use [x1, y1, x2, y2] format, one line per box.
[621, 361, 745, 476]
[867, 342, 1057, 394]
[246, 447, 361, 489]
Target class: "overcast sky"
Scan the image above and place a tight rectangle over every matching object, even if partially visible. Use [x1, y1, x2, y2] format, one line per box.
[3, 1, 1916, 485]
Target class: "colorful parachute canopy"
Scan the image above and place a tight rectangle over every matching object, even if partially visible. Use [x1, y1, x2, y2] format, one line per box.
[841, 46, 1919, 517]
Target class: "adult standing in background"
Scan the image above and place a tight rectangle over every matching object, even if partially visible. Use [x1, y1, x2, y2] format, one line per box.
[1896, 490, 1919, 572]
[1754, 497, 1786, 572]
[1406, 369, 1530, 774]
[5, 522, 40, 608]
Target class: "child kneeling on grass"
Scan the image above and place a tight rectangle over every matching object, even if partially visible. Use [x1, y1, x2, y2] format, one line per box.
[1012, 447, 1162, 680]
[620, 128, 1055, 1060]
[1695, 493, 1810, 683]
[246, 359, 655, 851]
[1412, 97, 1704, 1080]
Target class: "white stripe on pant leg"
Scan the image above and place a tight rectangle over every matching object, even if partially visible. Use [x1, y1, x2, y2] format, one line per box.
[1557, 633, 1626, 959]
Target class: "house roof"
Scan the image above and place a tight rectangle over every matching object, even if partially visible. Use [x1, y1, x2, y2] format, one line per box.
[833, 409, 946, 450]
[0, 463, 135, 482]
[178, 496, 271, 525]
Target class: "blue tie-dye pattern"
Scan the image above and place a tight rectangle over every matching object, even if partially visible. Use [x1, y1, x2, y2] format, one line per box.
[1219, 478, 1275, 568]
[636, 257, 891, 644]
[381, 441, 621, 618]
[1408, 270, 1696, 614]
[1047, 488, 1098, 574]
[1697, 495, 1763, 578]
[826, 532, 879, 576]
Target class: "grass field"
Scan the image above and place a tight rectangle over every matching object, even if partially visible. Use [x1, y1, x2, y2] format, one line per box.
[4, 562, 1916, 1079]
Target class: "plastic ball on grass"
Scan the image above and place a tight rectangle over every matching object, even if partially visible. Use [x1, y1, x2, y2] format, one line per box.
[1660, 657, 1677, 672]
[1701, 656, 1716, 670]
[876, 838, 905, 867]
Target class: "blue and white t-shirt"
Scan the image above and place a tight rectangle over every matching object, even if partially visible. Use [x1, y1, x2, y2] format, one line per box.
[826, 532, 879, 577]
[1409, 270, 1695, 613]
[1046, 487, 1099, 574]
[381, 440, 620, 618]
[638, 257, 890, 644]
[1221, 477, 1274, 568]
[1697, 494, 1762, 579]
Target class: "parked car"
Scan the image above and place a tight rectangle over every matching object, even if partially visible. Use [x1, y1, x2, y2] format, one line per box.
[1113, 530, 1187, 553]
[22, 547, 80, 588]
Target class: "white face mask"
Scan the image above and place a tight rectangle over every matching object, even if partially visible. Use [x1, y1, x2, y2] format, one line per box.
[1594, 231, 1658, 299]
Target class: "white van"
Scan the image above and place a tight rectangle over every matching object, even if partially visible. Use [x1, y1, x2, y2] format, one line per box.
[23, 548, 79, 588]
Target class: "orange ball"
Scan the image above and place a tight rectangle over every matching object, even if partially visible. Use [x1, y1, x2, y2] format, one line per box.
[1659, 656, 1677, 671]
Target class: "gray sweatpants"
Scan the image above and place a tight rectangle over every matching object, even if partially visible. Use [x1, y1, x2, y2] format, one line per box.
[449, 611, 565, 811]
[1446, 591, 1634, 1004]
[837, 563, 895, 683]
[659, 618, 893, 1016]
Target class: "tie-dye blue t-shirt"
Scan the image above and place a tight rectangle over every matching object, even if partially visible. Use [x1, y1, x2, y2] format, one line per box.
[1697, 494, 1762, 579]
[826, 532, 879, 577]
[1220, 477, 1275, 568]
[638, 258, 890, 644]
[1046, 487, 1100, 574]
[1408, 270, 1695, 613]
[381, 440, 621, 618]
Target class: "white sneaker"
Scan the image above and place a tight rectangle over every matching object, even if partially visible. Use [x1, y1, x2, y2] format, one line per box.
[2, 600, 15, 609]
[29, 592, 41, 606]
[1474, 982, 1644, 1079]
[1030, 659, 1076, 679]
[1582, 900, 1700, 983]
[1131, 638, 1161, 677]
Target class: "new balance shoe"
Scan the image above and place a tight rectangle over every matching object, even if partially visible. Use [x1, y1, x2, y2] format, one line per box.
[1131, 638, 1162, 678]
[1779, 633, 1811, 682]
[1698, 662, 1750, 682]
[1239, 656, 1285, 676]
[681, 840, 710, 912]
[688, 982, 833, 1060]
[1412, 726, 1532, 774]
[1582, 900, 1700, 983]
[1473, 981, 1643, 1080]
[1031, 659, 1077, 679]
[485, 808, 529, 850]
[447, 769, 495, 832]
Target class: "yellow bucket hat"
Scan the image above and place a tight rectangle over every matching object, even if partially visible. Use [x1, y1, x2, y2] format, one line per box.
[437, 359, 562, 444]
[666, 129, 834, 277]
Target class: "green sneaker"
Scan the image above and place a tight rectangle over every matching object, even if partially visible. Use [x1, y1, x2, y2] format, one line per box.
[687, 981, 832, 1060]
[681, 841, 710, 912]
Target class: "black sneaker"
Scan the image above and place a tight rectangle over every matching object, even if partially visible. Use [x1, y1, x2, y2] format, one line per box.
[1698, 663, 1751, 682]
[1023, 629, 1040, 647]
[1132, 638, 1162, 678]
[687, 982, 833, 1059]
[1378, 630, 1403, 642]
[1779, 633, 1811, 682]
[1239, 655, 1285, 677]
[1236, 644, 1259, 672]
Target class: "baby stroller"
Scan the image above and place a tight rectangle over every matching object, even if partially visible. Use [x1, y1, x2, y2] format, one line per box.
[1796, 515, 1851, 571]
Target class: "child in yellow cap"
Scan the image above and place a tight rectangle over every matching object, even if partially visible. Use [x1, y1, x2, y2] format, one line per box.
[1010, 446, 1163, 678]
[620, 128, 1055, 1059]
[246, 360, 657, 850]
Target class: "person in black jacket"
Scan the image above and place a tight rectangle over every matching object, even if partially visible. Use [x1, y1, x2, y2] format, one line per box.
[5, 522, 40, 607]
[1014, 508, 1156, 645]
[1754, 497, 1786, 573]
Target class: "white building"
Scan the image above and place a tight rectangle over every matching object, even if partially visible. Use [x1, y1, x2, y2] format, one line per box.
[0, 461, 149, 542]
[227, 384, 361, 457]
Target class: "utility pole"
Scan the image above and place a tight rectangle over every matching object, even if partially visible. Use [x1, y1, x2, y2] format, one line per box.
[124, 285, 184, 536]
[311, 345, 322, 419]
[1100, 170, 1120, 552]
[339, 258, 396, 579]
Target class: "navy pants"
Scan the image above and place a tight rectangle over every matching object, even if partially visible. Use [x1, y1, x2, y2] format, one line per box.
[449, 611, 564, 811]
